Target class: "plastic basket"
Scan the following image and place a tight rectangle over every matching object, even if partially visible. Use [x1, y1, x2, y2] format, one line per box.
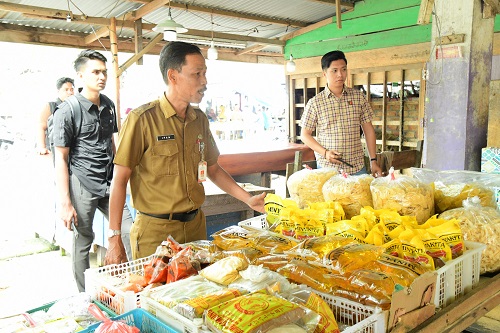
[237, 214, 269, 230]
[316, 292, 387, 333]
[142, 288, 386, 333]
[84, 255, 157, 314]
[434, 240, 486, 309]
[85, 308, 177, 333]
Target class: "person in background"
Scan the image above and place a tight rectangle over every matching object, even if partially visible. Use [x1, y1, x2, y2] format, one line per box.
[107, 41, 265, 262]
[52, 49, 133, 292]
[37, 77, 75, 155]
[300, 50, 382, 177]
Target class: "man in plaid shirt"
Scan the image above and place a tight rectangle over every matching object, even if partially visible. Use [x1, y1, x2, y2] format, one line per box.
[300, 50, 382, 177]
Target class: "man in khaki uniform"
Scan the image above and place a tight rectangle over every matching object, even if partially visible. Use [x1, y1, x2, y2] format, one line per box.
[106, 42, 265, 263]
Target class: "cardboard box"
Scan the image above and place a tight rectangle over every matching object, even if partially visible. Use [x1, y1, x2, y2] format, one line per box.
[481, 147, 500, 174]
[388, 271, 437, 332]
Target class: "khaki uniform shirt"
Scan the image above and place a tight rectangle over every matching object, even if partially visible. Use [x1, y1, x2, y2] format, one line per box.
[114, 93, 220, 214]
[300, 86, 374, 173]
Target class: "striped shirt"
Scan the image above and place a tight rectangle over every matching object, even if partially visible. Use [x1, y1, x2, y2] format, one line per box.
[300, 86, 374, 173]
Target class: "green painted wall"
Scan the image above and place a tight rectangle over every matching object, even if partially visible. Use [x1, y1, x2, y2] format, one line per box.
[285, 0, 500, 59]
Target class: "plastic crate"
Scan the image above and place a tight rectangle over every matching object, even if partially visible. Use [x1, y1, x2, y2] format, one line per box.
[434, 240, 486, 309]
[237, 214, 269, 230]
[84, 255, 157, 314]
[85, 308, 177, 333]
[142, 288, 386, 333]
[316, 292, 387, 333]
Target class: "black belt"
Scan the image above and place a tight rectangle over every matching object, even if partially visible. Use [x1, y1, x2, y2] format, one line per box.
[138, 209, 199, 222]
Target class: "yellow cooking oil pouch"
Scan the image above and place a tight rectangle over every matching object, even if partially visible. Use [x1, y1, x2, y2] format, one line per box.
[287, 234, 356, 261]
[365, 223, 390, 246]
[308, 201, 346, 224]
[280, 206, 299, 237]
[427, 219, 465, 258]
[323, 243, 384, 274]
[398, 230, 435, 271]
[293, 208, 324, 240]
[325, 220, 366, 244]
[417, 214, 446, 229]
[211, 225, 255, 250]
[413, 228, 452, 269]
[175, 288, 244, 319]
[382, 238, 402, 257]
[265, 193, 298, 230]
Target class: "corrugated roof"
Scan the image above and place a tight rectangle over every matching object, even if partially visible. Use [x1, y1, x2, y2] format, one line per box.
[0, 0, 361, 59]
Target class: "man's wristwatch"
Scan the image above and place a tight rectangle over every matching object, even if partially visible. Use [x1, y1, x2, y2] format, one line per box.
[107, 229, 121, 238]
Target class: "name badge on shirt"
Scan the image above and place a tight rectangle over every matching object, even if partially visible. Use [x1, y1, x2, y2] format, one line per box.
[157, 135, 175, 141]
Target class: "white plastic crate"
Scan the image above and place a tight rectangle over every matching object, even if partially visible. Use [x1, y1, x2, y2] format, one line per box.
[84, 255, 157, 315]
[237, 214, 268, 230]
[142, 287, 386, 333]
[434, 240, 486, 309]
[316, 292, 387, 333]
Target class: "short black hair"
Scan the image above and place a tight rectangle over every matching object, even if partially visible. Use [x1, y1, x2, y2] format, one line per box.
[74, 49, 107, 72]
[321, 50, 348, 71]
[56, 77, 74, 89]
[159, 41, 203, 85]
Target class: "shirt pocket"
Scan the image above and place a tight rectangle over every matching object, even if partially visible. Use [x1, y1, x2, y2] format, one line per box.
[152, 141, 179, 176]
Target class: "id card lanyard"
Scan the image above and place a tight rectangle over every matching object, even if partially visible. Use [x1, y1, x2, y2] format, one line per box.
[198, 140, 207, 182]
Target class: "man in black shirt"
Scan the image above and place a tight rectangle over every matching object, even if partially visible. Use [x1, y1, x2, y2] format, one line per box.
[52, 50, 133, 292]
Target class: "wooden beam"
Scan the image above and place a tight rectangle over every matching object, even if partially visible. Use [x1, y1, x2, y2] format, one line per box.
[134, 19, 144, 65]
[417, 0, 435, 25]
[129, 0, 308, 27]
[125, 0, 169, 21]
[282, 17, 333, 41]
[483, 0, 500, 18]
[84, 26, 109, 44]
[235, 44, 266, 56]
[303, 0, 354, 9]
[336, 0, 342, 29]
[117, 33, 164, 77]
[110, 17, 121, 131]
[183, 28, 285, 46]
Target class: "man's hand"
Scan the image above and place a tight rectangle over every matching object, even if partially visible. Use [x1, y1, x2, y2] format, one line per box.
[37, 147, 50, 155]
[59, 202, 78, 230]
[370, 161, 383, 178]
[247, 192, 266, 213]
[104, 236, 128, 265]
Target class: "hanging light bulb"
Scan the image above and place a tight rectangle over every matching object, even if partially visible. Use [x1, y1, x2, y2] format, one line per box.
[153, 6, 188, 41]
[207, 40, 218, 60]
[286, 54, 296, 72]
[207, 12, 218, 60]
[66, 13, 72, 22]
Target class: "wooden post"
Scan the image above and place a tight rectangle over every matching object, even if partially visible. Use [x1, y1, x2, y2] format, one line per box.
[110, 17, 121, 130]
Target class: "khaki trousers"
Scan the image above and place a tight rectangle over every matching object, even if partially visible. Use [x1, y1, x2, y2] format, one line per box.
[130, 209, 207, 259]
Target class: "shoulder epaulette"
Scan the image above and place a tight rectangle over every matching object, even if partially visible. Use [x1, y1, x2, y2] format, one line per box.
[133, 100, 159, 115]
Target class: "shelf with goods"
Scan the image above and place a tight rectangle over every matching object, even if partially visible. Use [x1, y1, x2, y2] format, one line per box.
[288, 64, 425, 155]
[288, 74, 326, 143]
[352, 64, 425, 153]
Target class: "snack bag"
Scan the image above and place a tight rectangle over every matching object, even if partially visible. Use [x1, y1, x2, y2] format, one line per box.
[175, 288, 243, 319]
[371, 167, 434, 224]
[287, 168, 338, 208]
[204, 290, 307, 333]
[322, 173, 374, 219]
[199, 256, 248, 285]
[439, 197, 500, 274]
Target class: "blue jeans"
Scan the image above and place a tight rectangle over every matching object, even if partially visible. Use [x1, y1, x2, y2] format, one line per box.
[69, 173, 133, 292]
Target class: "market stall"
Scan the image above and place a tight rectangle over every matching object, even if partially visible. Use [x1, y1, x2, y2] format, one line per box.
[4, 167, 499, 333]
